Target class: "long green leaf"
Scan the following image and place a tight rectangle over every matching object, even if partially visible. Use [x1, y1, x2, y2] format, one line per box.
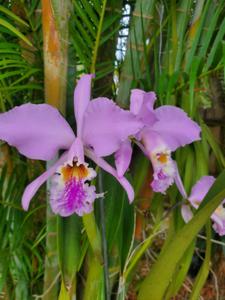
[116, 0, 156, 105]
[83, 253, 103, 300]
[204, 17, 225, 71]
[164, 241, 196, 299]
[138, 170, 225, 300]
[189, 222, 212, 300]
[0, 18, 32, 46]
[184, 0, 210, 72]
[83, 212, 103, 263]
[0, 5, 29, 27]
[58, 216, 81, 291]
[201, 122, 225, 168]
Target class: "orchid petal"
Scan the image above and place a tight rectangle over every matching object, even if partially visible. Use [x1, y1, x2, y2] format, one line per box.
[142, 129, 176, 194]
[0, 104, 75, 160]
[85, 149, 134, 203]
[188, 176, 215, 208]
[130, 89, 144, 115]
[181, 205, 193, 223]
[130, 89, 157, 126]
[212, 224, 225, 236]
[174, 162, 187, 199]
[115, 140, 132, 177]
[67, 137, 84, 166]
[82, 98, 142, 157]
[74, 74, 93, 137]
[152, 106, 201, 151]
[135, 140, 149, 157]
[141, 129, 165, 153]
[187, 176, 225, 235]
[212, 210, 225, 236]
[130, 89, 156, 114]
[22, 152, 68, 210]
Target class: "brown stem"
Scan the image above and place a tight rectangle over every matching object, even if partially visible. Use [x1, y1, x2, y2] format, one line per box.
[41, 1, 70, 298]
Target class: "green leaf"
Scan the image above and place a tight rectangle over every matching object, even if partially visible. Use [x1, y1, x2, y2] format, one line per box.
[73, 1, 96, 37]
[116, 0, 157, 105]
[83, 253, 103, 300]
[164, 241, 196, 299]
[123, 223, 161, 281]
[223, 41, 225, 82]
[138, 170, 225, 300]
[99, 167, 135, 270]
[119, 199, 135, 271]
[184, 0, 210, 73]
[174, 0, 192, 71]
[204, 17, 225, 71]
[0, 5, 29, 27]
[0, 18, 32, 46]
[57, 215, 82, 290]
[190, 222, 212, 300]
[198, 2, 223, 59]
[201, 122, 225, 169]
[58, 281, 71, 300]
[83, 211, 102, 263]
[81, 0, 99, 26]
[188, 56, 201, 116]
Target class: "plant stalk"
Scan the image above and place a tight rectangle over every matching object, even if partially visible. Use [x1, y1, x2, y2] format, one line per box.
[99, 170, 110, 300]
[42, 0, 70, 298]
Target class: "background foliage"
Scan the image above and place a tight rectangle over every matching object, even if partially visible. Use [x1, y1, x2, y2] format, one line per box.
[0, 0, 225, 299]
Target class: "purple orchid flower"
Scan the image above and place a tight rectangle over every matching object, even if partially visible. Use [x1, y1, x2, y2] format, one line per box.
[0, 74, 142, 217]
[181, 176, 225, 236]
[115, 89, 201, 195]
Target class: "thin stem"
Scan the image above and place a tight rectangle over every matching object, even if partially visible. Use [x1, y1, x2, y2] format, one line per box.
[157, 2, 164, 75]
[123, 223, 163, 280]
[161, 198, 187, 221]
[98, 169, 110, 300]
[198, 234, 225, 247]
[90, 0, 107, 74]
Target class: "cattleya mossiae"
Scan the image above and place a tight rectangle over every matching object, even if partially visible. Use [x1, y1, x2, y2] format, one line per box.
[0, 74, 142, 216]
[115, 89, 201, 195]
[0, 74, 205, 218]
[181, 176, 225, 236]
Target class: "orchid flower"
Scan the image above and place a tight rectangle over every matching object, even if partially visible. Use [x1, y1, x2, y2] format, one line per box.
[181, 176, 225, 236]
[115, 89, 201, 195]
[0, 75, 142, 217]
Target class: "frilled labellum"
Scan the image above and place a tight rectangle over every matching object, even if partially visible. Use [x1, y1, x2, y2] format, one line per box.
[150, 146, 176, 193]
[50, 160, 102, 217]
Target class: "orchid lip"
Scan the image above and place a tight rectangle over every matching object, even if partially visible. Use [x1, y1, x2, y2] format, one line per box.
[149, 146, 176, 194]
[50, 160, 101, 217]
[156, 152, 169, 164]
[157, 169, 167, 180]
[60, 161, 96, 182]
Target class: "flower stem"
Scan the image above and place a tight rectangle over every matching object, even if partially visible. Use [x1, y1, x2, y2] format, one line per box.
[98, 169, 110, 300]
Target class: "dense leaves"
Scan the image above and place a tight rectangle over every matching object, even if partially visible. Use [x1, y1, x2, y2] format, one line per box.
[0, 0, 225, 299]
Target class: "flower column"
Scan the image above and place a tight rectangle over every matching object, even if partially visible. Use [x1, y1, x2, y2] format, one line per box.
[42, 1, 70, 298]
